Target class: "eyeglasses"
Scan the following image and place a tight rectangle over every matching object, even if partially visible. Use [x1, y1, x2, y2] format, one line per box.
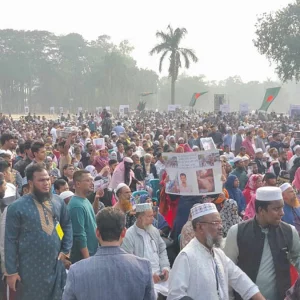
[198, 221, 223, 226]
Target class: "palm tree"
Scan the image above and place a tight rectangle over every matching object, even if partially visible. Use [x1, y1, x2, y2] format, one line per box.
[150, 25, 198, 104]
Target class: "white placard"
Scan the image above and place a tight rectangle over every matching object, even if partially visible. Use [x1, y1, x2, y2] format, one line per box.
[93, 138, 105, 151]
[119, 105, 129, 114]
[239, 103, 249, 114]
[59, 107, 64, 113]
[24, 106, 29, 114]
[220, 104, 230, 113]
[163, 150, 222, 196]
[50, 107, 55, 115]
[168, 104, 181, 111]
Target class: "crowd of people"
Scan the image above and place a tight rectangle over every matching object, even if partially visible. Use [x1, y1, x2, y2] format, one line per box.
[0, 108, 300, 299]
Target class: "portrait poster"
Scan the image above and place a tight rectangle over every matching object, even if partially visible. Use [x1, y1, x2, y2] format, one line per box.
[163, 150, 222, 196]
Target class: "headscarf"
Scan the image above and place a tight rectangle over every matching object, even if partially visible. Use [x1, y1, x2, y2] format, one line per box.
[220, 199, 241, 237]
[176, 146, 184, 153]
[109, 161, 135, 189]
[243, 174, 263, 205]
[243, 174, 264, 220]
[290, 157, 300, 183]
[224, 175, 246, 214]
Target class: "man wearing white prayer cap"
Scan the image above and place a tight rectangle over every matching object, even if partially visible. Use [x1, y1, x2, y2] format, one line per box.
[168, 203, 265, 300]
[122, 203, 170, 298]
[225, 187, 300, 300]
[280, 183, 300, 227]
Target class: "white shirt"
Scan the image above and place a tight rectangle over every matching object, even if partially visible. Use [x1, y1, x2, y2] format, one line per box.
[167, 238, 259, 300]
[223, 152, 235, 160]
[50, 127, 57, 143]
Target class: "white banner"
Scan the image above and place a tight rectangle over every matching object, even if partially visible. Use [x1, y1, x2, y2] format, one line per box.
[220, 104, 230, 113]
[239, 103, 249, 114]
[168, 104, 181, 111]
[290, 104, 300, 117]
[163, 150, 222, 196]
[119, 105, 129, 114]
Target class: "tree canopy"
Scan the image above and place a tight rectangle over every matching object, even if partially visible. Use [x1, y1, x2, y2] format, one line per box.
[254, 0, 300, 82]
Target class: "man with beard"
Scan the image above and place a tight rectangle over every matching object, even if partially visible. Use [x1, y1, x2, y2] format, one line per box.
[68, 170, 98, 263]
[4, 164, 72, 300]
[113, 183, 136, 228]
[168, 203, 265, 300]
[122, 203, 170, 298]
[224, 187, 300, 300]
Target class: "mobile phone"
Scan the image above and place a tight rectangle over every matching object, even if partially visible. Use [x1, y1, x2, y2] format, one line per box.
[159, 274, 165, 281]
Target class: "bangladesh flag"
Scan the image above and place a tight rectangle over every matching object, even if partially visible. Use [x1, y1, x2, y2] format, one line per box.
[189, 92, 208, 107]
[258, 87, 281, 111]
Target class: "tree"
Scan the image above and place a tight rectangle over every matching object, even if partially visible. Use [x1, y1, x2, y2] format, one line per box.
[150, 25, 198, 104]
[254, 1, 300, 82]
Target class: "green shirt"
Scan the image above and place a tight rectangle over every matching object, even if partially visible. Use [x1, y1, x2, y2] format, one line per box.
[68, 195, 98, 263]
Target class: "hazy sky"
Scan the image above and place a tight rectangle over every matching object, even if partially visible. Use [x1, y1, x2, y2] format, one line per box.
[1, 0, 292, 82]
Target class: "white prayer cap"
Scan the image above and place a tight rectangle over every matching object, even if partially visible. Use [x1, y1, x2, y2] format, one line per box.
[294, 145, 300, 152]
[238, 126, 244, 131]
[191, 203, 218, 220]
[123, 157, 133, 163]
[280, 183, 292, 193]
[60, 191, 74, 200]
[136, 203, 152, 213]
[192, 145, 199, 150]
[232, 157, 242, 164]
[256, 187, 283, 201]
[255, 148, 263, 154]
[115, 183, 128, 194]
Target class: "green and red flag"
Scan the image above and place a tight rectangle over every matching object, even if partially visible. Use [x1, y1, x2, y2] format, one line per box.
[258, 87, 281, 111]
[189, 92, 208, 107]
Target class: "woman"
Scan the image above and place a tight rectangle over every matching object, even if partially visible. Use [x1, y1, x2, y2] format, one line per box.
[243, 174, 263, 205]
[224, 175, 246, 216]
[220, 199, 241, 237]
[109, 157, 138, 191]
[290, 157, 300, 186]
[93, 147, 109, 173]
[243, 174, 263, 220]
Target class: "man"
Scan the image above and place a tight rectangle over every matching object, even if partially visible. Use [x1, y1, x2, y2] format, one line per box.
[54, 178, 69, 195]
[269, 132, 285, 153]
[280, 183, 300, 227]
[122, 203, 170, 298]
[223, 144, 234, 160]
[230, 157, 248, 190]
[0, 133, 16, 157]
[155, 153, 165, 179]
[254, 148, 266, 175]
[224, 187, 300, 300]
[231, 126, 244, 156]
[255, 129, 266, 153]
[289, 145, 300, 170]
[179, 173, 193, 193]
[62, 207, 155, 300]
[279, 150, 288, 171]
[4, 164, 72, 300]
[208, 125, 223, 148]
[88, 116, 97, 132]
[116, 142, 125, 162]
[242, 130, 255, 159]
[263, 172, 277, 187]
[26, 141, 47, 170]
[113, 121, 125, 136]
[61, 164, 75, 183]
[68, 170, 98, 263]
[168, 203, 265, 300]
[223, 128, 233, 149]
[175, 124, 188, 143]
[58, 134, 73, 175]
[0, 161, 18, 211]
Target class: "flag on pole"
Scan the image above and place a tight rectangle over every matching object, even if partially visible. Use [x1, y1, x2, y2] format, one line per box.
[258, 87, 281, 111]
[189, 92, 208, 107]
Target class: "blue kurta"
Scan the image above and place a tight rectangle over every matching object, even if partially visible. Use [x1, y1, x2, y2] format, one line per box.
[5, 194, 72, 300]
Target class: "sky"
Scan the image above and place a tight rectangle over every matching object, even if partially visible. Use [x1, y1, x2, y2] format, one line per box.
[0, 0, 293, 82]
